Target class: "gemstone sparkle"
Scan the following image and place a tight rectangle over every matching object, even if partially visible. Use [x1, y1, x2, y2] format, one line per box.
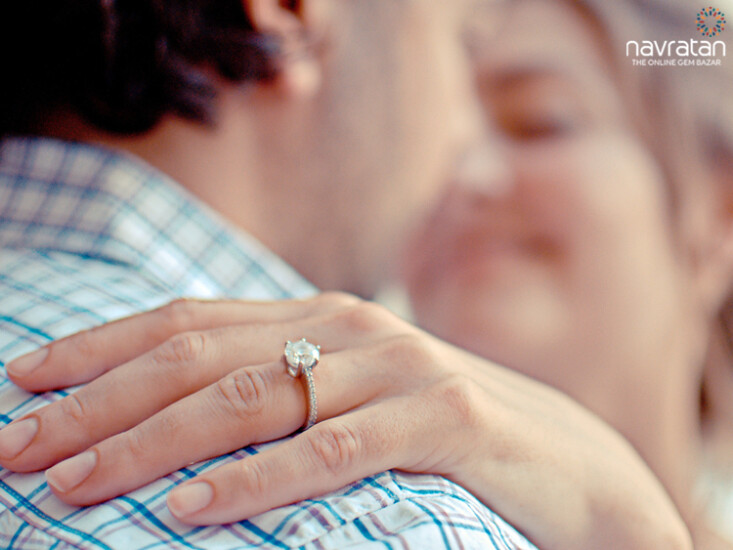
[284, 339, 320, 377]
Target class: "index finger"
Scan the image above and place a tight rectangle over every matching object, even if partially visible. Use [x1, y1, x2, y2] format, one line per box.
[6, 293, 359, 392]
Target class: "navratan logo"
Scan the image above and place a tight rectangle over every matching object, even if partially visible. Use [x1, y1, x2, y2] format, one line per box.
[697, 7, 726, 37]
[626, 7, 727, 67]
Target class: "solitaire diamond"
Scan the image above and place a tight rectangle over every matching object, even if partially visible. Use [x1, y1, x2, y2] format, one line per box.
[284, 338, 320, 377]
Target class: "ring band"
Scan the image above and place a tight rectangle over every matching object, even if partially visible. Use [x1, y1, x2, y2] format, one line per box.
[301, 365, 318, 430]
[284, 338, 320, 430]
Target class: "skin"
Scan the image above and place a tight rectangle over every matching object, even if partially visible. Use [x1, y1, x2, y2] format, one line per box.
[109, 0, 489, 298]
[403, 0, 733, 545]
[43, 0, 490, 298]
[0, 1, 696, 548]
[0, 297, 691, 550]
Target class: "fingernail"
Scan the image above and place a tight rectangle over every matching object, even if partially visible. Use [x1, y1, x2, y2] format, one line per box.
[46, 450, 97, 492]
[6, 348, 49, 377]
[0, 418, 39, 459]
[168, 482, 214, 517]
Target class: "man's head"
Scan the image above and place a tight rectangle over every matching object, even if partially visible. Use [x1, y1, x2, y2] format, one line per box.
[2, 0, 279, 135]
[3, 0, 495, 296]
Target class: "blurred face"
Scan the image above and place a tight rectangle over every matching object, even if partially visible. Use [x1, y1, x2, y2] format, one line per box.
[253, 0, 499, 296]
[404, 0, 697, 405]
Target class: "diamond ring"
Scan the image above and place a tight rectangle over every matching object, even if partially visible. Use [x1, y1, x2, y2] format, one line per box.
[284, 338, 321, 430]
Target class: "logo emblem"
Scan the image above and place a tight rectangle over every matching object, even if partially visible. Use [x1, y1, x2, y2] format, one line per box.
[697, 7, 726, 37]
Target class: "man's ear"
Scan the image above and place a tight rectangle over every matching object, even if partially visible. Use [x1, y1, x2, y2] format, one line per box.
[243, 0, 333, 98]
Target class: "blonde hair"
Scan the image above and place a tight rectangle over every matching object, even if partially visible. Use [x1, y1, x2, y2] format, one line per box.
[566, 0, 733, 450]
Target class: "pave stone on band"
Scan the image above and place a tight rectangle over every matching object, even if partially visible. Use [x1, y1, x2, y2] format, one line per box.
[284, 338, 321, 430]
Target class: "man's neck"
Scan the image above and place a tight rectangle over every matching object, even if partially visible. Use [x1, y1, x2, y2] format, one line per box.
[40, 97, 271, 256]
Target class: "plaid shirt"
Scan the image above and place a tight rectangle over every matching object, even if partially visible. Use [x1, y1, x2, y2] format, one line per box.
[0, 137, 536, 550]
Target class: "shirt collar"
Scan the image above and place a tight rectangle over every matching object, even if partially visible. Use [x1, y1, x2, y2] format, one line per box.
[0, 136, 316, 299]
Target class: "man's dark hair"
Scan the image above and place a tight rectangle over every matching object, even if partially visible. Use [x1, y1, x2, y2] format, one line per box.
[2, 1, 279, 136]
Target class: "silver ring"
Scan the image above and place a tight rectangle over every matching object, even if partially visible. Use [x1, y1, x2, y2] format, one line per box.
[284, 338, 321, 430]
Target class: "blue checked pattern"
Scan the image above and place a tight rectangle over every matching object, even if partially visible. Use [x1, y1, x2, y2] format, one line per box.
[0, 137, 537, 550]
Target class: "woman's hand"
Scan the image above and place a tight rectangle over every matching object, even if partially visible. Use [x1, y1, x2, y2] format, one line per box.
[0, 294, 690, 550]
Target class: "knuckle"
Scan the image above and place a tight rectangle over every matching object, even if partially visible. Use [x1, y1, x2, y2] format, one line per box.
[214, 369, 268, 419]
[307, 423, 361, 476]
[59, 393, 91, 426]
[121, 428, 149, 464]
[72, 326, 104, 358]
[160, 298, 199, 333]
[338, 302, 393, 334]
[431, 376, 483, 429]
[313, 292, 361, 311]
[238, 458, 269, 498]
[156, 332, 207, 365]
[379, 333, 436, 377]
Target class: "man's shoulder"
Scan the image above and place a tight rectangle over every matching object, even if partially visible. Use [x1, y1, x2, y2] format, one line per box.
[0, 249, 536, 550]
[0, 248, 173, 362]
